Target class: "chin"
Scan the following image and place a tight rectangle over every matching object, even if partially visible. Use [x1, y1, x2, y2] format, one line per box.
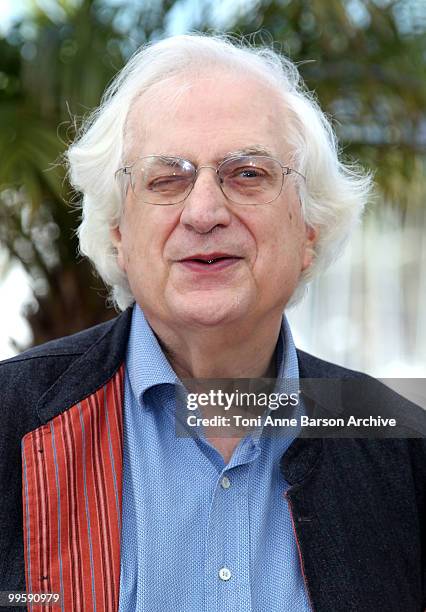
[169, 291, 251, 329]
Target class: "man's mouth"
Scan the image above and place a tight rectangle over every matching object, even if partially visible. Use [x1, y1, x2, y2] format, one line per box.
[178, 253, 243, 271]
[186, 256, 236, 264]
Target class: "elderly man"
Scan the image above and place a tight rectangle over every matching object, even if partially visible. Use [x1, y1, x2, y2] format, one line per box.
[0, 34, 425, 612]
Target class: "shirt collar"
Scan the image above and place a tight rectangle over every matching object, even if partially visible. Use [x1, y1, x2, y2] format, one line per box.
[126, 303, 299, 407]
[126, 304, 178, 407]
[248, 314, 300, 445]
[277, 314, 299, 380]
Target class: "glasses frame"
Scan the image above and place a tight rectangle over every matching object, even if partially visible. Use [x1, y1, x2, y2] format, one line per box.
[115, 154, 305, 206]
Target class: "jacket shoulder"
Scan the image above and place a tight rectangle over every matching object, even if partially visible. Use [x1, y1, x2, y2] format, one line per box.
[1, 316, 119, 364]
[298, 349, 426, 442]
[0, 309, 131, 431]
[296, 349, 366, 379]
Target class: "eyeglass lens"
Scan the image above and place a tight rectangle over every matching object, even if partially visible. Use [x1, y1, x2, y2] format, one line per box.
[129, 155, 285, 205]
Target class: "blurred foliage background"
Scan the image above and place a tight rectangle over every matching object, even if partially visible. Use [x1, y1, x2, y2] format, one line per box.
[0, 0, 425, 349]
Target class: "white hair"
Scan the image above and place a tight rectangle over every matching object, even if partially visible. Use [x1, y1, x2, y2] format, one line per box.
[66, 33, 373, 310]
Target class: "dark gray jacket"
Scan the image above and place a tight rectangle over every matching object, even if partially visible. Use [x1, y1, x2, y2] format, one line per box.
[0, 308, 425, 611]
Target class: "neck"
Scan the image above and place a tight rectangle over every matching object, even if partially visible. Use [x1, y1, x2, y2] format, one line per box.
[143, 311, 283, 380]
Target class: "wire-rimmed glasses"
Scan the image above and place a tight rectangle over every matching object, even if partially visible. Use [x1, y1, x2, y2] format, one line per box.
[115, 154, 305, 206]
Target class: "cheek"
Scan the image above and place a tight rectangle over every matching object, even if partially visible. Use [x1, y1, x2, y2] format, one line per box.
[256, 212, 307, 278]
[120, 223, 143, 271]
[122, 207, 180, 278]
[255, 217, 293, 262]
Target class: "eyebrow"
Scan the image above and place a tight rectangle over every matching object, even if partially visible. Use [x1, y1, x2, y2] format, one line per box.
[221, 145, 277, 162]
[125, 146, 279, 168]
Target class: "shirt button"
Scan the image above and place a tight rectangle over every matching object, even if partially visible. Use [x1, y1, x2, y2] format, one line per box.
[220, 476, 231, 490]
[219, 567, 232, 581]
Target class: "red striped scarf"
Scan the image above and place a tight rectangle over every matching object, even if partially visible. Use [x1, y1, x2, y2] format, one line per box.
[21, 366, 124, 611]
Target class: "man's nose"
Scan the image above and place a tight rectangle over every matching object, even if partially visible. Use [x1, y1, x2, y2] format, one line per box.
[179, 167, 232, 233]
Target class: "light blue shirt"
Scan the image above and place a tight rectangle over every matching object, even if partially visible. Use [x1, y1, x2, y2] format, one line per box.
[118, 304, 310, 611]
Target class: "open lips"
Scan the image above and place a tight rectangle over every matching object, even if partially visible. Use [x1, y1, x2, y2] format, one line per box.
[180, 253, 242, 264]
[178, 253, 243, 270]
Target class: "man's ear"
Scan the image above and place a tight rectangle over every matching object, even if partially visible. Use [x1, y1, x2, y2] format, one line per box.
[110, 225, 126, 272]
[302, 224, 317, 272]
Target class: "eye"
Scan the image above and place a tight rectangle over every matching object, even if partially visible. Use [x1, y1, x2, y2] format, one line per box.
[146, 174, 192, 192]
[225, 166, 269, 186]
[219, 156, 273, 185]
[236, 168, 266, 179]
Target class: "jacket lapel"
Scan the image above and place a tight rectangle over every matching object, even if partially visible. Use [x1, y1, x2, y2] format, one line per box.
[22, 366, 124, 611]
